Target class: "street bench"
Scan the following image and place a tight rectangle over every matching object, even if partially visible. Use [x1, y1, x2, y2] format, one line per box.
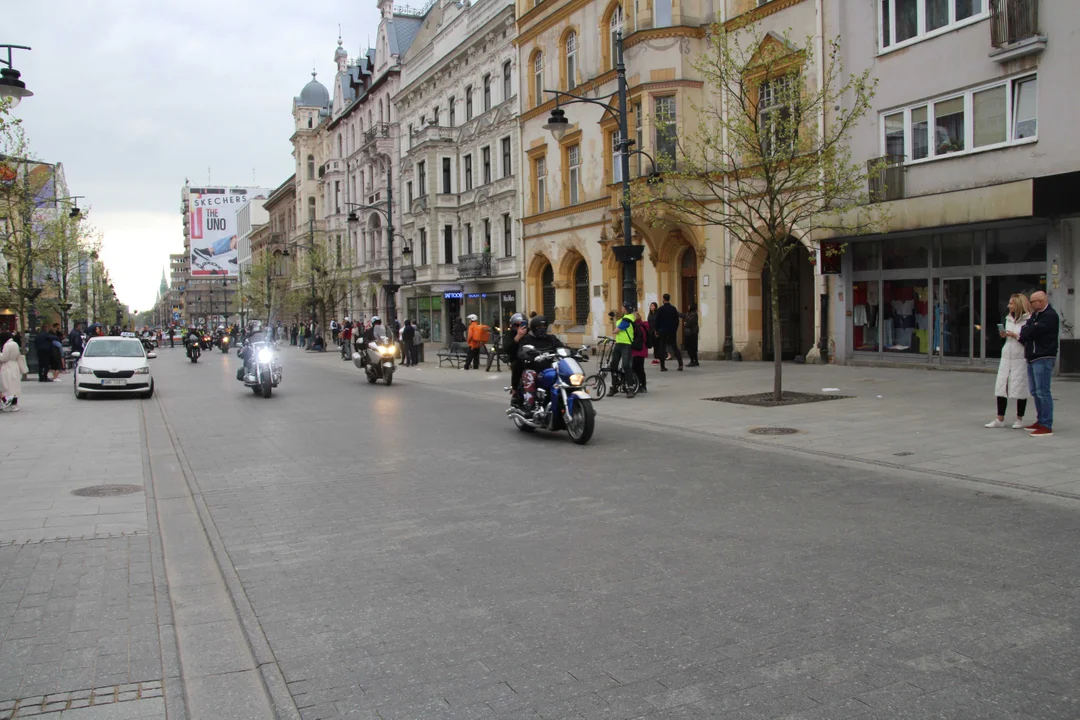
[437, 341, 489, 368]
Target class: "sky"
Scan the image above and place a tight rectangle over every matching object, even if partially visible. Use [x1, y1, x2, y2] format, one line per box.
[7, 0, 382, 312]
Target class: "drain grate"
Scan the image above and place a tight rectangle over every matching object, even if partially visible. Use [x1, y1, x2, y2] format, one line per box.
[748, 427, 799, 436]
[71, 484, 144, 497]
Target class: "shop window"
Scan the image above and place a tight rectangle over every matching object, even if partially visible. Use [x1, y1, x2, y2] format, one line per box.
[882, 236, 928, 270]
[986, 226, 1046, 265]
[852, 281, 880, 352]
[984, 274, 1046, 359]
[574, 261, 590, 326]
[882, 279, 930, 354]
[542, 264, 556, 319]
[936, 232, 973, 267]
[852, 241, 881, 272]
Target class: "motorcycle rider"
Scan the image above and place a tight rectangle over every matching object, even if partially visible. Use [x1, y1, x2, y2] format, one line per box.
[517, 315, 565, 413]
[237, 325, 268, 381]
[502, 313, 528, 406]
[356, 316, 386, 368]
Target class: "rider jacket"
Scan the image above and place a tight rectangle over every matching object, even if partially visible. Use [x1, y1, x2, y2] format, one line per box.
[517, 333, 565, 366]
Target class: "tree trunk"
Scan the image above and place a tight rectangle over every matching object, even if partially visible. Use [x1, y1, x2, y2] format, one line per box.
[769, 258, 783, 402]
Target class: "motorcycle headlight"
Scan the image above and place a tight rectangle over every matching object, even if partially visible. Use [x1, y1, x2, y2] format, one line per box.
[134, 366, 150, 375]
[379, 345, 395, 356]
[257, 349, 274, 363]
[78, 365, 94, 374]
[569, 373, 584, 386]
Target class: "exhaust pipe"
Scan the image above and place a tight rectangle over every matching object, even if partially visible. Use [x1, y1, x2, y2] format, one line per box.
[506, 407, 540, 428]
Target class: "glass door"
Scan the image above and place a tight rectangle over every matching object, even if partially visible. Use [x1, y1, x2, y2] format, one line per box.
[937, 277, 974, 360]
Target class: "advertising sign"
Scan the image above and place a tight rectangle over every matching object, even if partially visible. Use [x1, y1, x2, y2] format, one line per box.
[188, 187, 267, 277]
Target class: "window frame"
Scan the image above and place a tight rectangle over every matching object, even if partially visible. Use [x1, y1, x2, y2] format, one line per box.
[567, 144, 581, 205]
[503, 213, 513, 257]
[503, 61, 512, 102]
[483, 74, 492, 112]
[465, 154, 474, 191]
[879, 73, 1038, 165]
[533, 52, 545, 108]
[417, 160, 427, 197]
[442, 157, 452, 194]
[443, 225, 454, 264]
[654, 95, 677, 167]
[502, 137, 512, 177]
[878, 0, 988, 55]
[608, 5, 624, 71]
[482, 146, 492, 185]
[419, 228, 428, 266]
[466, 86, 474, 121]
[565, 32, 578, 91]
[535, 156, 547, 214]
[449, 97, 456, 127]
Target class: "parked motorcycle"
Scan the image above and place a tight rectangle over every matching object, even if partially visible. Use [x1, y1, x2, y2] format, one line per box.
[239, 341, 282, 398]
[353, 335, 396, 385]
[507, 346, 595, 445]
[185, 334, 201, 363]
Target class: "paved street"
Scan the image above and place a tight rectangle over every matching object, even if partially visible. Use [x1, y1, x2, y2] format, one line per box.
[3, 346, 1080, 719]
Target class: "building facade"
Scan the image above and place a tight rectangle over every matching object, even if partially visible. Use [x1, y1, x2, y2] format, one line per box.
[396, 0, 523, 343]
[823, 0, 1079, 372]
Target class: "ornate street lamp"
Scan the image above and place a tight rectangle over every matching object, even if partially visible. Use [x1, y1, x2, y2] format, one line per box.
[0, 45, 33, 108]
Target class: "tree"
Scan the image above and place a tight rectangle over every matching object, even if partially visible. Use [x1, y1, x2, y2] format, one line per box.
[38, 207, 97, 330]
[639, 22, 883, 401]
[290, 234, 363, 337]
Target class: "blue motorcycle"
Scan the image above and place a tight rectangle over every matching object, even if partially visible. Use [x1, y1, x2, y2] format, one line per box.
[507, 346, 596, 445]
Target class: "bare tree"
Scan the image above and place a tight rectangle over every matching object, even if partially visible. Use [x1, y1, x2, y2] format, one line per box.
[639, 22, 884, 400]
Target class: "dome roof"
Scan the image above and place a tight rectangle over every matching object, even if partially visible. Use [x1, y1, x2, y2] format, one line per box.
[298, 71, 330, 108]
[335, 38, 348, 59]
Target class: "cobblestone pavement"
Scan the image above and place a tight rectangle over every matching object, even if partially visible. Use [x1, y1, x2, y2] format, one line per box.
[145, 347, 1080, 720]
[0, 381, 165, 719]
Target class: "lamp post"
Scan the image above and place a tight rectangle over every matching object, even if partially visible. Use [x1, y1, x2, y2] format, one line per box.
[346, 166, 402, 328]
[281, 219, 318, 326]
[0, 45, 33, 108]
[56, 196, 83, 332]
[542, 31, 644, 311]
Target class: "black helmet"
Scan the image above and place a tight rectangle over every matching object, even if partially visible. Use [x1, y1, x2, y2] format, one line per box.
[529, 315, 548, 337]
[509, 312, 525, 328]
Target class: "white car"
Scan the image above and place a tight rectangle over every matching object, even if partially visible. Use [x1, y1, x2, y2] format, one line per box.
[72, 336, 157, 399]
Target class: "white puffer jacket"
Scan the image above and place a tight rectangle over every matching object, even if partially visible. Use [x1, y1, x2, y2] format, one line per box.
[994, 313, 1030, 399]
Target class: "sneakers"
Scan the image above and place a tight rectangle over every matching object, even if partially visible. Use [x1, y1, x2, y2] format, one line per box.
[1024, 423, 1040, 430]
[192, 247, 213, 261]
[984, 419, 1006, 428]
[1030, 426, 1054, 436]
[1011, 419, 1026, 429]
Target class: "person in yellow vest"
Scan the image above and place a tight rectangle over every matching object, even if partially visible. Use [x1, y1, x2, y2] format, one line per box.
[464, 314, 490, 370]
[610, 301, 636, 394]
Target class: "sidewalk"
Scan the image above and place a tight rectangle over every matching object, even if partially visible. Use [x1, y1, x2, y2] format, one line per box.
[328, 352, 1080, 500]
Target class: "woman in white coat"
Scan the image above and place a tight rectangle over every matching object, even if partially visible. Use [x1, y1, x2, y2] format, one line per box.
[985, 293, 1031, 428]
[1, 331, 28, 412]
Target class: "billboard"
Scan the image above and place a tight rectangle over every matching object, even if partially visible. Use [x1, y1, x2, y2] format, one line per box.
[188, 187, 267, 277]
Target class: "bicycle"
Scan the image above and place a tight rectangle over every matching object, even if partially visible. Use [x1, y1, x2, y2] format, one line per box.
[583, 337, 639, 400]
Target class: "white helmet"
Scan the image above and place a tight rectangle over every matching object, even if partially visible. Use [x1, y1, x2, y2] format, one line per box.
[467, 314, 478, 322]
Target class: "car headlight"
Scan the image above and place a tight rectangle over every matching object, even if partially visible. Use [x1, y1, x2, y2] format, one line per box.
[257, 349, 274, 363]
[134, 366, 150, 374]
[78, 365, 95, 375]
[569, 373, 584, 386]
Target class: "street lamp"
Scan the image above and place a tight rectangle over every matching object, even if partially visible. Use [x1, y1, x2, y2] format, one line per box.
[345, 166, 402, 327]
[542, 31, 644, 311]
[0, 45, 33, 108]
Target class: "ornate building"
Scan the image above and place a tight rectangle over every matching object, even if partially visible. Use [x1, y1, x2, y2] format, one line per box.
[395, 0, 523, 343]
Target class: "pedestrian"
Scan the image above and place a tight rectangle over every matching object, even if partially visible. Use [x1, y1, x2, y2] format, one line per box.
[464, 314, 488, 370]
[50, 329, 64, 380]
[402, 320, 415, 366]
[655, 294, 684, 372]
[169, 325, 175, 348]
[684, 303, 700, 367]
[1015, 290, 1059, 436]
[291, 324, 298, 346]
[1, 332, 26, 411]
[34, 326, 55, 382]
[452, 316, 466, 344]
[986, 293, 1031, 429]
[631, 310, 650, 394]
[647, 302, 661, 365]
[331, 318, 339, 343]
[68, 323, 84, 357]
[610, 302, 636, 393]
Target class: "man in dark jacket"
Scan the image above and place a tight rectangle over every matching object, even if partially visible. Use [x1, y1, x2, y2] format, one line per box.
[1017, 291, 1059, 436]
[401, 320, 416, 366]
[34, 326, 55, 382]
[502, 313, 528, 405]
[654, 293, 684, 371]
[517, 316, 565, 412]
[68, 324, 84, 355]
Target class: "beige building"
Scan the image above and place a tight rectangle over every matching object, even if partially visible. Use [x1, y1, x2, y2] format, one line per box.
[395, 0, 523, 343]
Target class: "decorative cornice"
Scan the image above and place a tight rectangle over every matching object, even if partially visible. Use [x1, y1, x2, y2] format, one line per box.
[519, 69, 618, 123]
[623, 25, 706, 49]
[629, 79, 705, 97]
[523, 218, 608, 240]
[522, 197, 609, 226]
[526, 143, 549, 159]
[723, 0, 810, 31]
[558, 128, 583, 147]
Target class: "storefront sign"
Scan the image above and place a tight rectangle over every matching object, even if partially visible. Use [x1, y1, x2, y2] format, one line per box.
[502, 293, 516, 302]
[467, 293, 489, 299]
[443, 292, 463, 299]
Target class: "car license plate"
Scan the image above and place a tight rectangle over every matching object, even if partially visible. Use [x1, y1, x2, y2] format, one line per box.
[101, 379, 127, 386]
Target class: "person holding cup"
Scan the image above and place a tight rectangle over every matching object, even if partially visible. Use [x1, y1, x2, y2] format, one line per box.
[985, 293, 1031, 429]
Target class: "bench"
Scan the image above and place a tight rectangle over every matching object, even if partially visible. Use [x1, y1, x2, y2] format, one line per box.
[437, 341, 490, 368]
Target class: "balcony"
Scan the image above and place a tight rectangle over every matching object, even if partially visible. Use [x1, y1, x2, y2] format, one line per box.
[362, 123, 391, 149]
[989, 0, 1046, 62]
[868, 154, 905, 203]
[408, 124, 456, 153]
[457, 253, 492, 278]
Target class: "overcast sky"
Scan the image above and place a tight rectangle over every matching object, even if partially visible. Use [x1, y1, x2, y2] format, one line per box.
[8, 0, 382, 312]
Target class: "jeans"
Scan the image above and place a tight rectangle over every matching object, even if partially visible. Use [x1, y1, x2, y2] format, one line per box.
[1026, 358, 1055, 429]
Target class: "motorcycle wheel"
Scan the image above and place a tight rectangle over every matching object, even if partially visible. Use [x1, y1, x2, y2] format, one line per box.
[384, 372, 393, 386]
[512, 415, 535, 433]
[253, 384, 262, 395]
[261, 375, 272, 398]
[566, 399, 596, 445]
[190, 354, 198, 363]
[584, 373, 606, 401]
[367, 372, 377, 384]
[622, 372, 640, 399]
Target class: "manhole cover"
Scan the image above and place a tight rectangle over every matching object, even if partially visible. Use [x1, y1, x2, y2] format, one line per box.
[748, 427, 799, 436]
[71, 484, 144, 497]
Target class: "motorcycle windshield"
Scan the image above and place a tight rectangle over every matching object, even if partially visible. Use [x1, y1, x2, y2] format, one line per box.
[557, 357, 583, 377]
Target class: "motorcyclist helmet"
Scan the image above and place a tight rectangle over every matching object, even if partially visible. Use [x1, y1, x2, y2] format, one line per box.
[467, 314, 478, 322]
[529, 315, 548, 338]
[509, 312, 525, 328]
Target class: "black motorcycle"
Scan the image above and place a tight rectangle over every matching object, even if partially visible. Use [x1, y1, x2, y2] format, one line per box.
[185, 335, 201, 363]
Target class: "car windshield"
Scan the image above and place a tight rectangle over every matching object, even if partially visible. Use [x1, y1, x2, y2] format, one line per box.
[83, 339, 145, 358]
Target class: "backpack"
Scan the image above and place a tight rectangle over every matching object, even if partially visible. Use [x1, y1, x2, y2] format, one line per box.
[630, 322, 644, 352]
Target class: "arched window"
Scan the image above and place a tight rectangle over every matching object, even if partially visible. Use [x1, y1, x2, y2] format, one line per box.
[503, 61, 512, 101]
[378, 98, 384, 123]
[608, 5, 624, 70]
[533, 52, 544, 108]
[307, 196, 316, 222]
[574, 260, 589, 326]
[565, 32, 578, 90]
[306, 154, 315, 180]
[541, 264, 556, 320]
